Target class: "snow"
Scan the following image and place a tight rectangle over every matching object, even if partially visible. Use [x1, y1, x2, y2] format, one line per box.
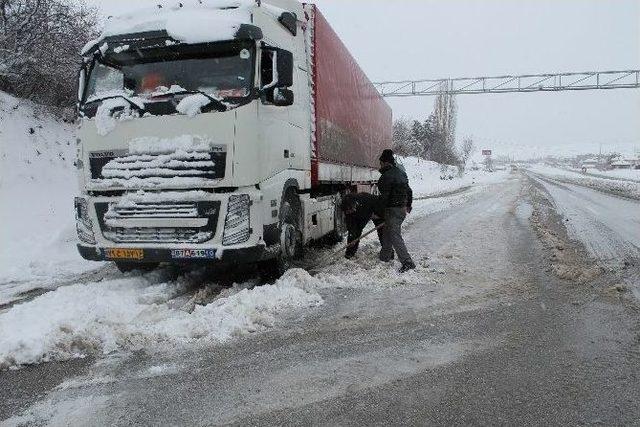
[398, 156, 511, 198]
[0, 268, 323, 369]
[530, 175, 640, 263]
[94, 97, 140, 136]
[581, 168, 640, 183]
[113, 44, 130, 54]
[0, 91, 98, 290]
[100, 0, 254, 46]
[176, 94, 214, 117]
[117, 190, 219, 205]
[93, 135, 220, 189]
[527, 163, 640, 199]
[129, 135, 213, 155]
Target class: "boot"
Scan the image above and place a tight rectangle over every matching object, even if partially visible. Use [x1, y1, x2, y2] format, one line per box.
[399, 261, 416, 273]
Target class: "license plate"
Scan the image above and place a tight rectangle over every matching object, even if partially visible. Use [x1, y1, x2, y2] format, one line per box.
[105, 248, 144, 260]
[171, 249, 216, 259]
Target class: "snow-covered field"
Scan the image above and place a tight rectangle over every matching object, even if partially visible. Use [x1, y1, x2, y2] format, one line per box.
[589, 168, 640, 182]
[526, 163, 640, 200]
[399, 156, 509, 198]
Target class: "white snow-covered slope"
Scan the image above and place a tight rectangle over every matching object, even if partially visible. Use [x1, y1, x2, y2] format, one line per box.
[398, 156, 510, 198]
[0, 92, 95, 286]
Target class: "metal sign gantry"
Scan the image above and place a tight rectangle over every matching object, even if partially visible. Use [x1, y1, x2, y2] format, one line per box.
[374, 69, 640, 97]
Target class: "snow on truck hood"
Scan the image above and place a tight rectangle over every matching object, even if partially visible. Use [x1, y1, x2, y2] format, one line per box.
[82, 0, 258, 55]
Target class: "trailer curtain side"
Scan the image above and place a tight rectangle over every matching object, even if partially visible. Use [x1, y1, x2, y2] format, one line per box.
[306, 5, 392, 184]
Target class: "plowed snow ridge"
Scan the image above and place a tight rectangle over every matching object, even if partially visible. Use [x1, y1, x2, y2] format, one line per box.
[0, 269, 323, 369]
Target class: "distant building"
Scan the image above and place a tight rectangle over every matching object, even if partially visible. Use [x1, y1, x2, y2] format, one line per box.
[611, 160, 632, 170]
[625, 157, 640, 169]
[580, 158, 598, 169]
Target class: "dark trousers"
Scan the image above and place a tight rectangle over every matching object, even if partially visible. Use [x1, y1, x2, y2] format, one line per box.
[345, 218, 385, 258]
[379, 207, 413, 264]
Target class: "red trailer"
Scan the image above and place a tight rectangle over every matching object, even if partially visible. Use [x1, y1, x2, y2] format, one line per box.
[304, 4, 392, 185]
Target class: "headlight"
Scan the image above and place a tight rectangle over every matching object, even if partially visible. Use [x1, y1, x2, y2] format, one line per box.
[222, 194, 251, 246]
[75, 197, 96, 245]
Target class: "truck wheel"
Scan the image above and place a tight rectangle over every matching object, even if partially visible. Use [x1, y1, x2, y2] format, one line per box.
[280, 192, 303, 260]
[115, 262, 159, 273]
[327, 193, 346, 244]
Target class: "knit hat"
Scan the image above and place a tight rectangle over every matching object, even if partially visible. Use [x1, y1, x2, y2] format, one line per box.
[379, 149, 395, 164]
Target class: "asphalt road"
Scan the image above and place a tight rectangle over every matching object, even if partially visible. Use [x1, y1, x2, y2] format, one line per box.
[1, 174, 639, 426]
[529, 172, 640, 300]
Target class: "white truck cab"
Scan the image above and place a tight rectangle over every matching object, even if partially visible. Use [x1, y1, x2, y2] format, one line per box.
[74, 0, 390, 274]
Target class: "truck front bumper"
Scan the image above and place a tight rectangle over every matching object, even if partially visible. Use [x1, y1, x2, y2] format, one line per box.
[77, 244, 266, 265]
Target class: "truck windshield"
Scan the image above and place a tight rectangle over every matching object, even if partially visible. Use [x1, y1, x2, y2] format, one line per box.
[82, 43, 255, 113]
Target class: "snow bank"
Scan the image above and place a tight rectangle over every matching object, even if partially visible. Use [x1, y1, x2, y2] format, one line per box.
[575, 167, 640, 183]
[527, 164, 640, 200]
[0, 91, 97, 286]
[398, 156, 511, 198]
[0, 268, 323, 369]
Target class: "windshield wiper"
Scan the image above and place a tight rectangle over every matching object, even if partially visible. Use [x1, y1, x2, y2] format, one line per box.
[83, 95, 146, 114]
[151, 90, 228, 112]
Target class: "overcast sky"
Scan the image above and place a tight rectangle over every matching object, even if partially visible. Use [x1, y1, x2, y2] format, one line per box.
[88, 0, 639, 159]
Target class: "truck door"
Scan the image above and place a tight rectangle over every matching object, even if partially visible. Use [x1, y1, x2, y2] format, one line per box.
[287, 61, 311, 172]
[258, 46, 292, 176]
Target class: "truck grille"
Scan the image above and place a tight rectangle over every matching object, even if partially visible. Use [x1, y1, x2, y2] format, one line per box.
[104, 228, 210, 244]
[107, 203, 199, 219]
[95, 201, 220, 244]
[88, 142, 227, 189]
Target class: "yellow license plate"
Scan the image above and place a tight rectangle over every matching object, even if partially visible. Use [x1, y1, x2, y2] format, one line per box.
[105, 248, 144, 260]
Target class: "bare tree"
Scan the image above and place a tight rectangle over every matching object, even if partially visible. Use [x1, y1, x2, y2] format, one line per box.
[456, 136, 476, 176]
[427, 83, 459, 165]
[393, 118, 417, 157]
[460, 137, 476, 164]
[0, 0, 98, 112]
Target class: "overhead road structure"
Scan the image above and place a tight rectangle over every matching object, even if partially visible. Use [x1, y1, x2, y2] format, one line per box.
[373, 70, 640, 97]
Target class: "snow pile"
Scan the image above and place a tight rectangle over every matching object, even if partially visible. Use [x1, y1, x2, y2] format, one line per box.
[94, 98, 140, 136]
[0, 91, 96, 286]
[94, 135, 220, 189]
[176, 94, 214, 117]
[527, 164, 640, 200]
[0, 268, 323, 369]
[96, 0, 254, 48]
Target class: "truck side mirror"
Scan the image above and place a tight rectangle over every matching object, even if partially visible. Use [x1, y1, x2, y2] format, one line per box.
[261, 47, 294, 90]
[275, 49, 294, 88]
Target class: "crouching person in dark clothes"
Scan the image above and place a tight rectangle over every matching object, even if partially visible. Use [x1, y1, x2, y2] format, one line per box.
[341, 193, 385, 259]
[377, 149, 416, 273]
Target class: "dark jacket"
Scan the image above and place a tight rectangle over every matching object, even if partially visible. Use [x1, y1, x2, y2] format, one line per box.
[341, 193, 385, 230]
[377, 164, 413, 209]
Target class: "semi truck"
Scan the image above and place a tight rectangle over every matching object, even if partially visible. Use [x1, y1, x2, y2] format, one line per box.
[74, 0, 391, 275]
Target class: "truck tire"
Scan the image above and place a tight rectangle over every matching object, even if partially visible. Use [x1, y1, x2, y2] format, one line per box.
[115, 261, 159, 273]
[280, 191, 303, 260]
[258, 191, 302, 282]
[326, 192, 346, 244]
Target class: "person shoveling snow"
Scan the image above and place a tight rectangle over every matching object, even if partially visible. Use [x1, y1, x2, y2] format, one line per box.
[341, 193, 386, 259]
